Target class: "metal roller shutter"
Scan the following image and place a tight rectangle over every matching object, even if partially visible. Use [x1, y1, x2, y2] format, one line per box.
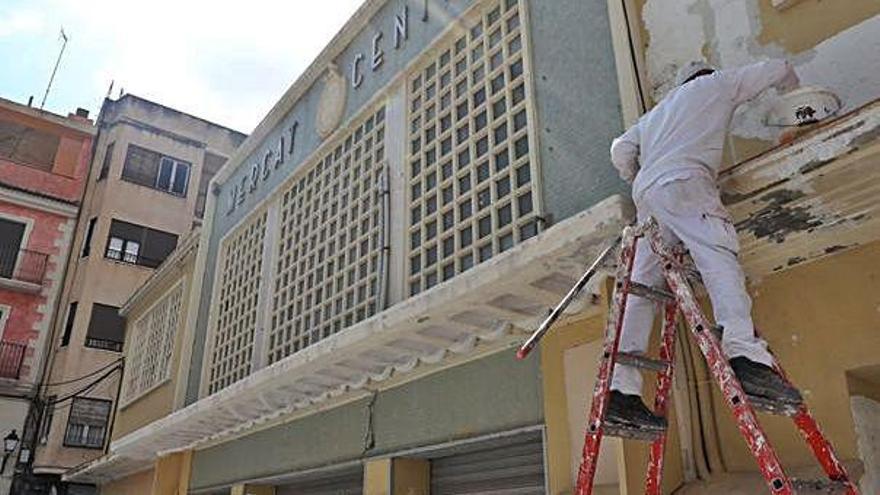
[275, 464, 363, 495]
[431, 430, 546, 495]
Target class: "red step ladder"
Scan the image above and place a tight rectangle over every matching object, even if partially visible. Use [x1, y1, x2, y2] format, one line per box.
[517, 219, 859, 495]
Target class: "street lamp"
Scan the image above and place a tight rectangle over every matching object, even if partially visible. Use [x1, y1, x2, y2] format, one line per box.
[2, 430, 19, 472]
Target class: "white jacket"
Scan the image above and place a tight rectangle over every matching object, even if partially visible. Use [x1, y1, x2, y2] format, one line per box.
[610, 60, 799, 202]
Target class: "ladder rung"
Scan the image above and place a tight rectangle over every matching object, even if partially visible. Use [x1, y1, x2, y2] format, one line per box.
[791, 478, 852, 493]
[616, 352, 669, 373]
[603, 422, 665, 442]
[626, 282, 676, 304]
[748, 395, 801, 417]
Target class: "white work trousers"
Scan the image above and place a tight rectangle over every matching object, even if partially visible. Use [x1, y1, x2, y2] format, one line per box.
[610, 174, 775, 396]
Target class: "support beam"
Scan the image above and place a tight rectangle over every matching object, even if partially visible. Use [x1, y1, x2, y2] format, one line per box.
[230, 484, 275, 495]
[364, 458, 430, 495]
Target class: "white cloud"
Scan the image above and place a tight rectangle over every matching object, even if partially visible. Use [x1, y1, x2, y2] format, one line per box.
[48, 0, 364, 131]
[0, 10, 45, 37]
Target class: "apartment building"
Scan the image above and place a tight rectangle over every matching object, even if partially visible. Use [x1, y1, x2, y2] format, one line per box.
[68, 0, 880, 494]
[0, 97, 95, 494]
[25, 95, 245, 494]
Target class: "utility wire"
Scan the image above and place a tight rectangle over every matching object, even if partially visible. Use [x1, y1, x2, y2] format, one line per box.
[46, 364, 122, 407]
[39, 358, 124, 389]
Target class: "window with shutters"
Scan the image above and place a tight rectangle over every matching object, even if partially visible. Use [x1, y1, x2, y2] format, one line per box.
[64, 397, 112, 449]
[406, 0, 539, 296]
[267, 106, 386, 365]
[122, 282, 183, 405]
[207, 210, 266, 394]
[84, 303, 125, 352]
[121, 144, 190, 196]
[105, 219, 178, 268]
[0, 217, 26, 279]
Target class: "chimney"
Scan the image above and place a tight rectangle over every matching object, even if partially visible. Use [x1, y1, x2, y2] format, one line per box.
[68, 108, 93, 124]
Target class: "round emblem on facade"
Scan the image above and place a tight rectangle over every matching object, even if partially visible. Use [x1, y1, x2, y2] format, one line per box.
[316, 64, 348, 139]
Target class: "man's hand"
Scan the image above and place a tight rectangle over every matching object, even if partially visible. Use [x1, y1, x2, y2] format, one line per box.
[611, 125, 641, 183]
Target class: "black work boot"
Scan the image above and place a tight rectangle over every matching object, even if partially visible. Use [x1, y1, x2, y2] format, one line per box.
[730, 357, 803, 405]
[606, 390, 667, 431]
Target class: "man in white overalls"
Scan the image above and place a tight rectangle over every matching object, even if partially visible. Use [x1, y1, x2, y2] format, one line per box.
[606, 60, 803, 430]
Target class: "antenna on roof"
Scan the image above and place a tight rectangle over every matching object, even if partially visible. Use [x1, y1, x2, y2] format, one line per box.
[40, 27, 69, 110]
[105, 80, 114, 99]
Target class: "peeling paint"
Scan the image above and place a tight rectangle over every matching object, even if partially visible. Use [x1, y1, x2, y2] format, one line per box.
[640, 0, 880, 144]
[735, 189, 824, 243]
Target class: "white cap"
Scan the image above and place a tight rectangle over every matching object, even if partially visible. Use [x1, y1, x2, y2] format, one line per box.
[675, 60, 715, 86]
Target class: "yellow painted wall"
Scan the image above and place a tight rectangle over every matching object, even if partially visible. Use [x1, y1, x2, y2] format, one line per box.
[710, 240, 880, 472]
[540, 280, 686, 494]
[757, 0, 880, 54]
[113, 261, 194, 440]
[364, 458, 392, 495]
[99, 468, 154, 495]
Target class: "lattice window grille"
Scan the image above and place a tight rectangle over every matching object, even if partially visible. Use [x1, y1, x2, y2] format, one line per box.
[208, 211, 267, 394]
[267, 107, 387, 365]
[406, 0, 539, 296]
[122, 282, 184, 404]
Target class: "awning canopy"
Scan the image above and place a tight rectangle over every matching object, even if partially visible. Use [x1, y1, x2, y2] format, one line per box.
[65, 195, 631, 484]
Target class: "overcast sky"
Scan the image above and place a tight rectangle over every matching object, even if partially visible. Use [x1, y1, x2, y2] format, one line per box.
[0, 0, 365, 133]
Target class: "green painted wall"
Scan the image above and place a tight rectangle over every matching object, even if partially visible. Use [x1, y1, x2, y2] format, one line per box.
[189, 349, 543, 490]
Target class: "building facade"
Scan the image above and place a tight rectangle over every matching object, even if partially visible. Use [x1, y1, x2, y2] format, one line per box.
[69, 0, 879, 494]
[0, 97, 96, 494]
[28, 95, 245, 494]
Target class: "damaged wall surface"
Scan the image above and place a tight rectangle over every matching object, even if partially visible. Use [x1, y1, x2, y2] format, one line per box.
[634, 0, 880, 162]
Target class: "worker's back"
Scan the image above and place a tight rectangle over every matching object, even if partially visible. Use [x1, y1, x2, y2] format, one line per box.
[624, 59, 796, 200]
[630, 74, 736, 198]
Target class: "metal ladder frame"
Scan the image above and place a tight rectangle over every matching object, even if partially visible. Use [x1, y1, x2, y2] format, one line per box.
[518, 219, 859, 495]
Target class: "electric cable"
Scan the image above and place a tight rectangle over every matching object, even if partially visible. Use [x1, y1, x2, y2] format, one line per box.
[38, 357, 124, 389]
[45, 364, 122, 407]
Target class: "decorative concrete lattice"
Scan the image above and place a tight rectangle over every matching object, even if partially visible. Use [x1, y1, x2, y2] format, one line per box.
[267, 107, 387, 364]
[406, 0, 539, 296]
[123, 282, 183, 404]
[208, 211, 266, 394]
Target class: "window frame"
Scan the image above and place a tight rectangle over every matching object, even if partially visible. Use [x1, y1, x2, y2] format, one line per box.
[0, 215, 31, 281]
[60, 302, 77, 347]
[97, 142, 114, 181]
[103, 219, 177, 269]
[62, 397, 112, 450]
[81, 218, 97, 258]
[83, 303, 125, 352]
[120, 144, 191, 197]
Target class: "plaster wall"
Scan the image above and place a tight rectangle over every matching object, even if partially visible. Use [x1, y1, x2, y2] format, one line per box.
[708, 240, 880, 472]
[99, 468, 154, 495]
[850, 396, 880, 495]
[0, 102, 94, 203]
[634, 0, 880, 163]
[188, 349, 542, 491]
[112, 269, 192, 440]
[0, 200, 72, 383]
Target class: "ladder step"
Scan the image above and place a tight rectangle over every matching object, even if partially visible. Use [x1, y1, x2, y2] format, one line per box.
[791, 478, 852, 493]
[616, 352, 669, 373]
[747, 395, 801, 417]
[603, 422, 665, 442]
[626, 282, 676, 304]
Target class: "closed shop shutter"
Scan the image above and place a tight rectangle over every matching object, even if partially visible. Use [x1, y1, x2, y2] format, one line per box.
[431, 430, 545, 495]
[275, 464, 363, 495]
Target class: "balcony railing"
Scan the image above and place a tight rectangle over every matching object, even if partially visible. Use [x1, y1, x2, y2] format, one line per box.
[0, 245, 49, 285]
[0, 341, 27, 379]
